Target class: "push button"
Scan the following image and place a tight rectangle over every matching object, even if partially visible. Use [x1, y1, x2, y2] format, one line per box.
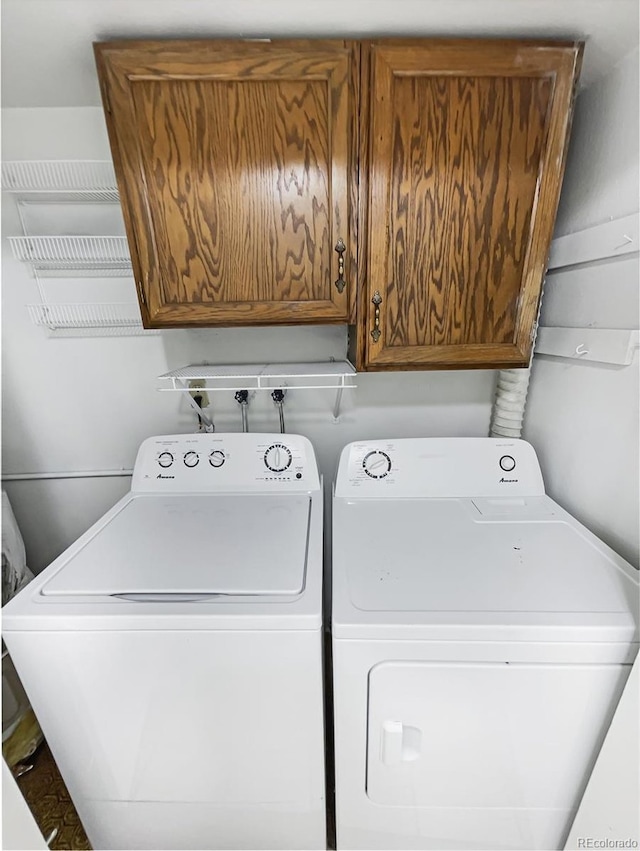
[499, 455, 516, 472]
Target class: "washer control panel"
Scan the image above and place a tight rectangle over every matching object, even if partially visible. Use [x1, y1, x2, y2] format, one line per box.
[132, 433, 319, 493]
[335, 438, 545, 498]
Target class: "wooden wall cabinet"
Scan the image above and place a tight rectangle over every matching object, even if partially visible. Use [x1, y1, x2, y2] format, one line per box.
[95, 40, 356, 328]
[96, 38, 582, 370]
[355, 39, 583, 371]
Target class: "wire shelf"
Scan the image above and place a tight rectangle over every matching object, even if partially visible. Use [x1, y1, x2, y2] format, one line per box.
[4, 161, 147, 337]
[159, 362, 357, 419]
[9, 236, 132, 272]
[28, 267, 135, 279]
[2, 160, 119, 201]
[27, 302, 144, 330]
[41, 325, 160, 339]
[159, 362, 357, 391]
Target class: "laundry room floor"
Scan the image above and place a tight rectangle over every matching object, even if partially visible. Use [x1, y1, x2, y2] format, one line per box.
[16, 742, 91, 850]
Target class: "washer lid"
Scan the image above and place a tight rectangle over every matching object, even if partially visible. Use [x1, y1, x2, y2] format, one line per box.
[42, 494, 310, 597]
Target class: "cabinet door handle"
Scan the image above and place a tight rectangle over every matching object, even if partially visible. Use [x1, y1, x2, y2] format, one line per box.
[371, 291, 382, 342]
[334, 238, 346, 293]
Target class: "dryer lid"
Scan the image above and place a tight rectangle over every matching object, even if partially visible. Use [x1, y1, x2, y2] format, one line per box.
[338, 499, 633, 612]
[332, 497, 639, 641]
[42, 494, 310, 597]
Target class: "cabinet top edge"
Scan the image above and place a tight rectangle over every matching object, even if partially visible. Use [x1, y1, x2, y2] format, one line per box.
[367, 37, 584, 54]
[93, 37, 584, 50]
[93, 38, 357, 54]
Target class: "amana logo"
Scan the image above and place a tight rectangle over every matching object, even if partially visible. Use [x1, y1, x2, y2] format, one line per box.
[499, 477, 518, 483]
[157, 474, 175, 479]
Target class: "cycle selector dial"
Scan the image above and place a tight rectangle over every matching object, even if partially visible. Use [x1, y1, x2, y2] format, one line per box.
[209, 450, 226, 468]
[183, 451, 200, 468]
[157, 451, 174, 469]
[264, 443, 292, 473]
[362, 450, 392, 479]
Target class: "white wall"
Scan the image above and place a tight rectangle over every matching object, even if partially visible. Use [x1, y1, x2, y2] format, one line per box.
[3, 0, 639, 108]
[1, 107, 496, 572]
[564, 657, 639, 849]
[524, 48, 640, 567]
[555, 48, 640, 237]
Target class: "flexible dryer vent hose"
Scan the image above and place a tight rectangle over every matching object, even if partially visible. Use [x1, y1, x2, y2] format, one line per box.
[490, 368, 532, 438]
[489, 273, 546, 439]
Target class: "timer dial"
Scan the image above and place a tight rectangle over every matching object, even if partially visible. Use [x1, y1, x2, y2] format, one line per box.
[183, 451, 199, 468]
[264, 443, 292, 473]
[209, 450, 226, 468]
[362, 450, 392, 479]
[157, 451, 174, 469]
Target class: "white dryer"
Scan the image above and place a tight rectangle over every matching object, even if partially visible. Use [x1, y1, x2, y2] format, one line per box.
[2, 433, 326, 851]
[332, 438, 638, 851]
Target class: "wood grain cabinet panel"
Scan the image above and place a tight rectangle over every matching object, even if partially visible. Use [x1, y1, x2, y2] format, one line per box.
[359, 40, 583, 370]
[94, 40, 355, 328]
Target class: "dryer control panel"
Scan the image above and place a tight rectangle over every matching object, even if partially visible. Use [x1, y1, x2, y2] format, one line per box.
[335, 438, 545, 498]
[132, 433, 320, 493]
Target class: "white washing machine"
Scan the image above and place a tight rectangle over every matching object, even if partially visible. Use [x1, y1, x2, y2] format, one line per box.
[332, 438, 639, 851]
[2, 433, 326, 851]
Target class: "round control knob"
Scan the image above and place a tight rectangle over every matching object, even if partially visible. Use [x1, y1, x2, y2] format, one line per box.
[209, 450, 226, 468]
[264, 443, 292, 473]
[183, 451, 200, 468]
[499, 455, 516, 472]
[158, 451, 174, 469]
[362, 450, 392, 479]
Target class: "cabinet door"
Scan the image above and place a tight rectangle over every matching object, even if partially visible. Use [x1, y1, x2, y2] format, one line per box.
[360, 40, 582, 370]
[95, 40, 354, 328]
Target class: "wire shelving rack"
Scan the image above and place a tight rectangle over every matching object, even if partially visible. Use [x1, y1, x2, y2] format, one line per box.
[3, 160, 150, 335]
